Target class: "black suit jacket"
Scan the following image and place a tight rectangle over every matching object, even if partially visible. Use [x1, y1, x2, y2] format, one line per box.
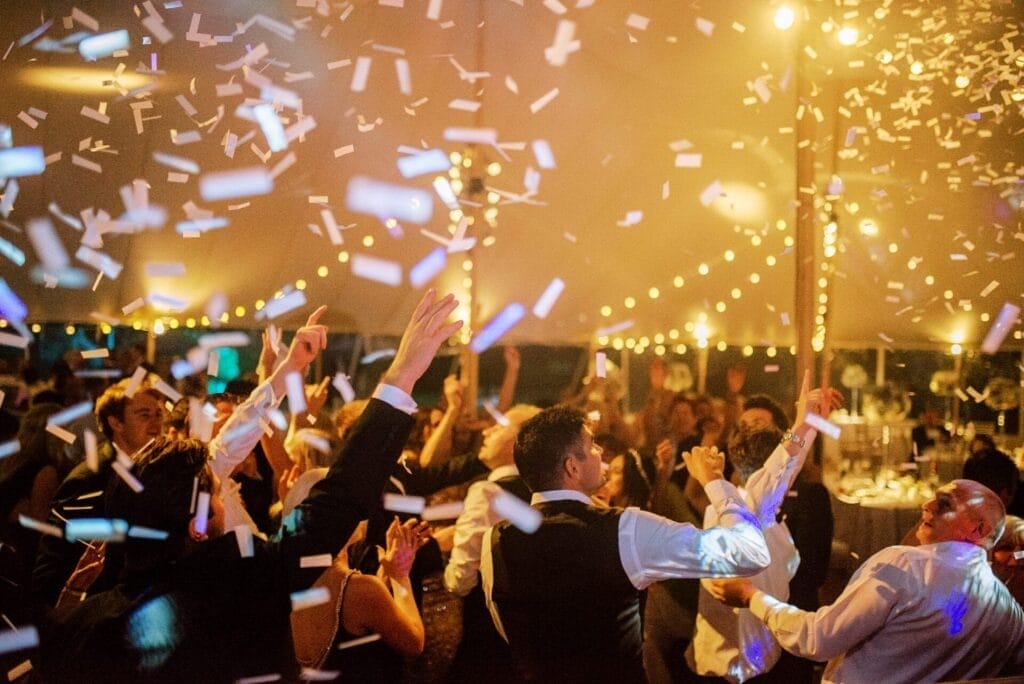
[32, 441, 118, 607]
[39, 397, 413, 682]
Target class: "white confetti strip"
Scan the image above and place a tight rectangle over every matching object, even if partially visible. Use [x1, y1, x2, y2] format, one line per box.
[981, 303, 1020, 354]
[532, 278, 565, 319]
[331, 373, 356, 404]
[351, 254, 402, 287]
[291, 586, 331, 612]
[397, 149, 451, 178]
[0, 146, 45, 177]
[259, 290, 307, 321]
[65, 518, 128, 542]
[18, 515, 62, 538]
[79, 29, 129, 60]
[804, 413, 840, 440]
[491, 488, 541, 533]
[383, 493, 426, 514]
[300, 554, 334, 568]
[337, 633, 382, 650]
[46, 401, 93, 427]
[0, 626, 39, 656]
[409, 248, 447, 289]
[346, 177, 433, 224]
[112, 461, 144, 493]
[422, 501, 464, 521]
[199, 167, 274, 202]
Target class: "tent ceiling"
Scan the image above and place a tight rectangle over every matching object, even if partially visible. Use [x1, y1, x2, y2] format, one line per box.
[0, 0, 1021, 352]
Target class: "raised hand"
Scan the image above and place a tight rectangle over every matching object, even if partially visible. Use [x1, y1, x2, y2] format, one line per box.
[304, 376, 332, 418]
[726, 363, 747, 396]
[442, 374, 464, 410]
[683, 445, 725, 488]
[283, 305, 328, 373]
[655, 438, 675, 475]
[380, 516, 431, 581]
[382, 290, 463, 393]
[257, 327, 280, 384]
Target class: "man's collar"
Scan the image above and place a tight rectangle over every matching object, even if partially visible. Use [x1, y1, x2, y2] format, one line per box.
[487, 463, 519, 481]
[530, 489, 592, 506]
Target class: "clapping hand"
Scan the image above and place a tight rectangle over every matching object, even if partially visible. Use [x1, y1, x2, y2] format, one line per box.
[683, 445, 725, 487]
[379, 517, 432, 581]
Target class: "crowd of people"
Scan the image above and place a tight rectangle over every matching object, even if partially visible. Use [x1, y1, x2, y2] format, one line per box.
[0, 289, 1022, 683]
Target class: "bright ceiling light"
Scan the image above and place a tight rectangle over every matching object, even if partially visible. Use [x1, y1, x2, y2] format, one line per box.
[774, 6, 795, 30]
[858, 218, 878, 236]
[837, 26, 859, 46]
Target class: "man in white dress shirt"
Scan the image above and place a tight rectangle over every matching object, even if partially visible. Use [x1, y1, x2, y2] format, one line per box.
[686, 423, 814, 682]
[480, 405, 771, 682]
[709, 478, 1024, 683]
[443, 404, 540, 681]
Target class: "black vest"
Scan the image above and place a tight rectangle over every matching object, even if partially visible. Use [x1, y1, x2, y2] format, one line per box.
[451, 473, 533, 683]
[489, 499, 644, 683]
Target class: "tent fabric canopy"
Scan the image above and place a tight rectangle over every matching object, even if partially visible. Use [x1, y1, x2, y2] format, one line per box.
[0, 0, 1020, 351]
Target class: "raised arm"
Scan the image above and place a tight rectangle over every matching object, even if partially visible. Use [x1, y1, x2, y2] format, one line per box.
[209, 310, 329, 481]
[279, 291, 462, 581]
[362, 517, 431, 656]
[743, 371, 818, 524]
[496, 346, 521, 413]
[418, 374, 464, 468]
[621, 445, 770, 588]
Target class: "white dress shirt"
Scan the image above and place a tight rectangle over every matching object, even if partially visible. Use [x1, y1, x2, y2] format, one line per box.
[689, 441, 806, 681]
[211, 382, 415, 536]
[750, 541, 1024, 683]
[481, 480, 770, 641]
[443, 463, 521, 597]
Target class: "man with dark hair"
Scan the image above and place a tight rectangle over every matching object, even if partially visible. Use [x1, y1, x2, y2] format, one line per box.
[710, 479, 1024, 682]
[32, 383, 166, 606]
[38, 290, 463, 681]
[687, 418, 815, 682]
[481, 405, 770, 683]
[740, 392, 834, 614]
[738, 395, 790, 435]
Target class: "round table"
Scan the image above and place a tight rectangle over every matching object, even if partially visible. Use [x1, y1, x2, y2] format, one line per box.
[831, 491, 925, 564]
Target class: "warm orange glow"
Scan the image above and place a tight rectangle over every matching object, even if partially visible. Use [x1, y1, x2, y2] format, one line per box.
[20, 66, 155, 94]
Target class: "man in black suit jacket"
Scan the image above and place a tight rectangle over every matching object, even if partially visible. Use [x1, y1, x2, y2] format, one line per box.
[37, 290, 463, 682]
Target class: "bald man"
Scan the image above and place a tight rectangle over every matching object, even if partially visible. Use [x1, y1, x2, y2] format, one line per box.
[708, 479, 1024, 683]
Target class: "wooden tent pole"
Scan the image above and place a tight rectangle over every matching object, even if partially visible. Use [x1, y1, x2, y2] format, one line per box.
[794, 18, 817, 395]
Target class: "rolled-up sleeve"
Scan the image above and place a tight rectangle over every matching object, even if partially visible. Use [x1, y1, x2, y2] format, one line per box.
[620, 479, 769, 589]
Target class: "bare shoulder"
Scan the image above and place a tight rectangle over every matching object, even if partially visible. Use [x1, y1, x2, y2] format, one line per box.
[340, 572, 392, 633]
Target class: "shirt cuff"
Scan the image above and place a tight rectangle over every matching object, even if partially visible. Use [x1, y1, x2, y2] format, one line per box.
[749, 590, 782, 621]
[704, 478, 743, 506]
[373, 383, 417, 415]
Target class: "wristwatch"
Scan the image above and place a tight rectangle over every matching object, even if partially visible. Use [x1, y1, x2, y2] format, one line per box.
[782, 430, 806, 449]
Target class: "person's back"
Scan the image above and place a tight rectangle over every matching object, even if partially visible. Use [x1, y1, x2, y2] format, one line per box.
[489, 500, 642, 682]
